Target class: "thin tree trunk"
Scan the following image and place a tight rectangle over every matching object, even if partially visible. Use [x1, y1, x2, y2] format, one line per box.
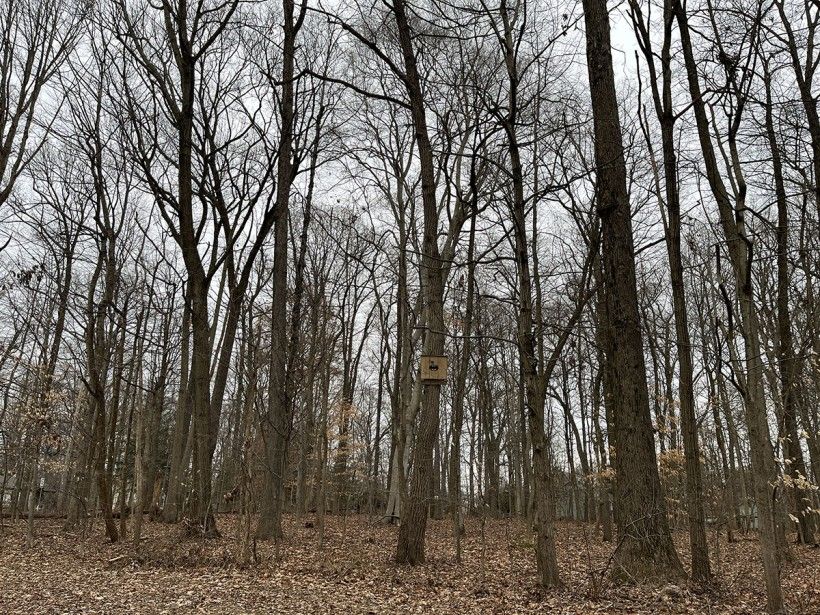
[164, 301, 192, 523]
[763, 58, 815, 545]
[674, 2, 785, 608]
[630, 0, 711, 580]
[449, 201, 476, 562]
[256, 0, 306, 540]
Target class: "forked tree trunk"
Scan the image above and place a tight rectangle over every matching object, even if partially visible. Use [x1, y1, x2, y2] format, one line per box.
[674, 2, 784, 609]
[629, 0, 711, 582]
[763, 59, 816, 545]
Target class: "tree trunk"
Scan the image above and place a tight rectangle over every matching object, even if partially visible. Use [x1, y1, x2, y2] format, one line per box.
[630, 0, 711, 580]
[256, 0, 305, 540]
[674, 2, 785, 608]
[392, 0, 446, 565]
[449, 203, 476, 561]
[164, 301, 192, 523]
[763, 59, 815, 545]
[583, 0, 683, 581]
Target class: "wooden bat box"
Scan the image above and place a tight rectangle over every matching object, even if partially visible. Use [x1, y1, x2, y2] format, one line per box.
[420, 355, 448, 384]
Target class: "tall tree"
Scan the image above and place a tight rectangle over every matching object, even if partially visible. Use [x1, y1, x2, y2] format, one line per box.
[582, 0, 684, 581]
[629, 0, 711, 582]
[674, 0, 785, 609]
[389, 0, 447, 564]
[761, 55, 816, 545]
[255, 0, 309, 540]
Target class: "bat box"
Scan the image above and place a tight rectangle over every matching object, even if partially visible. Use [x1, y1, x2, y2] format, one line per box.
[420, 355, 448, 384]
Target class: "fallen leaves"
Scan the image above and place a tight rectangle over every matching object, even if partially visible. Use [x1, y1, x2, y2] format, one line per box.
[0, 514, 817, 614]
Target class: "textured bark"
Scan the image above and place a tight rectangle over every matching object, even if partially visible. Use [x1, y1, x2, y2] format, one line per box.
[85, 250, 118, 543]
[164, 302, 192, 523]
[256, 0, 306, 540]
[393, 0, 446, 564]
[583, 0, 684, 582]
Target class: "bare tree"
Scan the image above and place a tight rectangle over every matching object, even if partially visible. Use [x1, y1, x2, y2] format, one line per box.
[0, 0, 83, 218]
[674, 0, 785, 608]
[582, 0, 684, 582]
[629, 0, 711, 582]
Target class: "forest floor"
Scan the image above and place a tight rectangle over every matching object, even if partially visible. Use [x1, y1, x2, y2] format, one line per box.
[0, 514, 818, 614]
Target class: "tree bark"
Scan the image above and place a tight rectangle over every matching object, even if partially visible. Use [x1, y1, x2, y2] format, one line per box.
[256, 0, 306, 540]
[582, 0, 684, 581]
[630, 0, 711, 581]
[393, 0, 446, 564]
